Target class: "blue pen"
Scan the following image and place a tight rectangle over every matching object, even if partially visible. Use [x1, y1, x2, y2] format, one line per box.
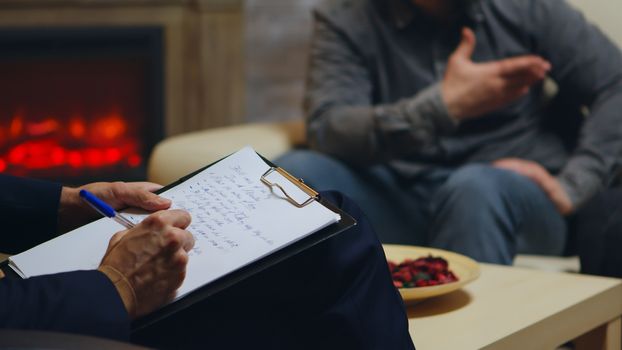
[79, 189, 136, 229]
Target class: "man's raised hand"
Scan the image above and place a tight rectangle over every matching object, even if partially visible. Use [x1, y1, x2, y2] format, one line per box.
[441, 27, 551, 120]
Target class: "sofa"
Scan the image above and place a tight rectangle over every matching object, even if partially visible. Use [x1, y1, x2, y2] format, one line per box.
[147, 0, 622, 270]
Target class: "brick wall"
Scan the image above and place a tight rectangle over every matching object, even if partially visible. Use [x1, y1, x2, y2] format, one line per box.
[245, 0, 320, 122]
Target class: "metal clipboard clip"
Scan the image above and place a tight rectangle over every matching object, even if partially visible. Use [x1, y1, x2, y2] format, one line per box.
[261, 167, 319, 208]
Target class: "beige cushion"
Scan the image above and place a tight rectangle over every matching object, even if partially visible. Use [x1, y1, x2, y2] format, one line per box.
[147, 120, 304, 185]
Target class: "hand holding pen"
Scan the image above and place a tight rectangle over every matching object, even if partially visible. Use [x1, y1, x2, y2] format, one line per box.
[79, 189, 137, 228]
[74, 185, 194, 318]
[58, 182, 172, 233]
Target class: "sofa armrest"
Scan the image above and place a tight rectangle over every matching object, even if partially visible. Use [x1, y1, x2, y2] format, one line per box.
[147, 120, 305, 185]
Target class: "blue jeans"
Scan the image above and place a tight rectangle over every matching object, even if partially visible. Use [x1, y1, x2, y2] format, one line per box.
[275, 150, 567, 264]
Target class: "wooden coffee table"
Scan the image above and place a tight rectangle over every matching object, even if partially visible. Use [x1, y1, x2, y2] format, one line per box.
[408, 264, 622, 349]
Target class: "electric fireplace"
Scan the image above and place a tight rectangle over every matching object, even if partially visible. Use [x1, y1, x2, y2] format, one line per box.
[0, 27, 163, 184]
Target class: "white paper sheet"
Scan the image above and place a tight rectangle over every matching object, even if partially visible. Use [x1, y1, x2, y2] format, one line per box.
[9, 146, 340, 300]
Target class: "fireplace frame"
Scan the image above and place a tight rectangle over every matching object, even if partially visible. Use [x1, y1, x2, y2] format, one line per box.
[0, 0, 245, 183]
[0, 26, 165, 183]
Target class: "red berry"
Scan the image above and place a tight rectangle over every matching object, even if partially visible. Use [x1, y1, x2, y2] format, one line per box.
[388, 255, 459, 288]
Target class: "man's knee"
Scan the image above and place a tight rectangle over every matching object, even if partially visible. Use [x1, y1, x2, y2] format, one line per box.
[436, 164, 538, 206]
[275, 150, 345, 172]
[274, 150, 359, 190]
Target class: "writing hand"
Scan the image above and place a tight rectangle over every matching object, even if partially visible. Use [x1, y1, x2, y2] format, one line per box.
[442, 27, 551, 120]
[98, 209, 195, 319]
[59, 182, 172, 232]
[493, 158, 573, 215]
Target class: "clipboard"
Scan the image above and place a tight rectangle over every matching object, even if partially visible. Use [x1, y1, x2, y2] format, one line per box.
[0, 150, 357, 332]
[131, 152, 356, 331]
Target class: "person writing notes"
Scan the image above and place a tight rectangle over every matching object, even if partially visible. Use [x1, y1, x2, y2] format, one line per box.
[0, 177, 194, 338]
[0, 174, 414, 349]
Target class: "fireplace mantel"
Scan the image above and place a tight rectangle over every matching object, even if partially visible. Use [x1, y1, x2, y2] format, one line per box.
[0, 0, 242, 10]
[0, 0, 245, 136]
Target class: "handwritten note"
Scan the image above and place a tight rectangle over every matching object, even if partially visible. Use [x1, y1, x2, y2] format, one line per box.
[9, 147, 340, 301]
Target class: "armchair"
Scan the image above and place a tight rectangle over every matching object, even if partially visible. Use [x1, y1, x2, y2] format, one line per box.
[148, 119, 305, 185]
[147, 118, 582, 271]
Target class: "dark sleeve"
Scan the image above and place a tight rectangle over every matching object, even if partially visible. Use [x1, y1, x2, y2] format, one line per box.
[0, 174, 62, 253]
[574, 188, 622, 278]
[526, 0, 622, 208]
[0, 270, 130, 341]
[305, 11, 457, 167]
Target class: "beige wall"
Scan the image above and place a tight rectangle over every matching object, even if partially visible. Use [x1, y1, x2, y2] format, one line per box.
[569, 0, 622, 49]
[245, 0, 318, 122]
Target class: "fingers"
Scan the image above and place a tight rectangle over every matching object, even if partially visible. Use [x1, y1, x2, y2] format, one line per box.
[452, 27, 477, 60]
[491, 83, 530, 106]
[493, 158, 543, 181]
[99, 209, 194, 318]
[483, 56, 549, 105]
[493, 159, 574, 215]
[548, 186, 574, 215]
[143, 209, 192, 230]
[161, 227, 195, 254]
[493, 158, 546, 190]
[179, 231, 195, 252]
[105, 229, 130, 254]
[141, 210, 194, 252]
[112, 182, 172, 211]
[502, 69, 547, 89]
[79, 181, 172, 214]
[488, 56, 550, 101]
[133, 182, 165, 193]
[496, 55, 551, 80]
[104, 210, 193, 262]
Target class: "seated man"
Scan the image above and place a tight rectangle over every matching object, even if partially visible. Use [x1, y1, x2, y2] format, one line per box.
[277, 0, 622, 264]
[0, 174, 414, 349]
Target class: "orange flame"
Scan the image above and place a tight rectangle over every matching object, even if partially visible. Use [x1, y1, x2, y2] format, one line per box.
[1, 110, 141, 172]
[69, 116, 86, 139]
[9, 114, 23, 138]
